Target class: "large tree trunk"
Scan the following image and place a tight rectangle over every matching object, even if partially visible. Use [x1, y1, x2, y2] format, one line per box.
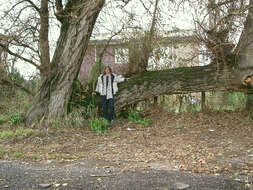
[114, 65, 253, 112]
[25, 0, 105, 126]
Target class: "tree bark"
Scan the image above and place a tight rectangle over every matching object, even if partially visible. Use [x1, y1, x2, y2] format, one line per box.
[39, 0, 50, 80]
[201, 92, 206, 111]
[114, 65, 253, 112]
[25, 0, 105, 126]
[246, 93, 253, 112]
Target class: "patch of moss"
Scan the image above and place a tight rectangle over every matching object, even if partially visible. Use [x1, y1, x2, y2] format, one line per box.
[119, 65, 211, 92]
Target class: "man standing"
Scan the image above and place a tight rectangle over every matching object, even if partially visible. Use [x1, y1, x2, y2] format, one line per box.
[95, 66, 128, 125]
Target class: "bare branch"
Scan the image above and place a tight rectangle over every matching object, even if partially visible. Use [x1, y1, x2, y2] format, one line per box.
[23, 0, 40, 12]
[139, 0, 152, 14]
[98, 25, 126, 60]
[0, 42, 41, 72]
[0, 78, 34, 96]
[55, 0, 64, 22]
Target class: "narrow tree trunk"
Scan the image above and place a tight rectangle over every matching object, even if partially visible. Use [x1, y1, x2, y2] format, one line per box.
[153, 96, 158, 106]
[201, 92, 206, 111]
[25, 0, 105, 126]
[178, 96, 183, 113]
[39, 0, 50, 80]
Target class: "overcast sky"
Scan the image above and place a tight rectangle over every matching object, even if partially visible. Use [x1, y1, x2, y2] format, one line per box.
[0, 0, 195, 77]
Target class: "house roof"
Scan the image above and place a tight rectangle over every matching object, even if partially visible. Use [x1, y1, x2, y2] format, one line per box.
[89, 29, 197, 46]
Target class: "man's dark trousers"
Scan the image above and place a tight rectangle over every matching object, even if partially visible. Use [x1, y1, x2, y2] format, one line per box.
[101, 96, 114, 122]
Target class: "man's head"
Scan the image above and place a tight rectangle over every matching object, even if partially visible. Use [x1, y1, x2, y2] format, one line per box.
[104, 66, 112, 74]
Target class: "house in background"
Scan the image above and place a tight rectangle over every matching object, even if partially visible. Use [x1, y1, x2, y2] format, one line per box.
[78, 37, 129, 83]
[78, 30, 200, 83]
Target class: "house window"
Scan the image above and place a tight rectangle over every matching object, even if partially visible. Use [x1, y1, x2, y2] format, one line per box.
[148, 46, 174, 70]
[115, 48, 129, 64]
[198, 45, 211, 66]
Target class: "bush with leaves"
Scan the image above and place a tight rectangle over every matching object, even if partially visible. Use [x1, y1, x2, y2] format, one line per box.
[90, 117, 110, 134]
[9, 113, 24, 125]
[128, 111, 152, 126]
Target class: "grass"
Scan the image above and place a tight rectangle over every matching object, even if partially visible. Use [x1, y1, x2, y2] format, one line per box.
[13, 152, 24, 158]
[12, 152, 40, 159]
[0, 149, 41, 160]
[0, 149, 8, 158]
[0, 128, 39, 139]
[29, 154, 40, 160]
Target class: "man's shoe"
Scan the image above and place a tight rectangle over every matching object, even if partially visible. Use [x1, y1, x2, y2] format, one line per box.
[110, 120, 114, 125]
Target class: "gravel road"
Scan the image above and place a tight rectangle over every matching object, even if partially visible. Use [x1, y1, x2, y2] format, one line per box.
[0, 159, 252, 190]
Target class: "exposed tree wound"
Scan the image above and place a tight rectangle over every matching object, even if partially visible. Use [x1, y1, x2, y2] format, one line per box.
[243, 75, 253, 87]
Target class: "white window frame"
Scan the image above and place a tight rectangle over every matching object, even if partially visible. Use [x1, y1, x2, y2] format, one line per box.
[115, 48, 129, 64]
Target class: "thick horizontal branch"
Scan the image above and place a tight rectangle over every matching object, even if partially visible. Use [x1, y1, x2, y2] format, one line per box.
[115, 65, 253, 111]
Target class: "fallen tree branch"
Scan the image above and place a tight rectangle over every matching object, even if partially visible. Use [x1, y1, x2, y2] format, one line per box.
[115, 64, 253, 112]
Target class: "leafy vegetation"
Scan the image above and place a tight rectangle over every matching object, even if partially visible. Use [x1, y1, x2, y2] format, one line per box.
[9, 113, 25, 125]
[90, 117, 111, 134]
[128, 111, 152, 126]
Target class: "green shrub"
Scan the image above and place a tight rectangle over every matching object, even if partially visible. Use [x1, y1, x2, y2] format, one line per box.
[90, 118, 110, 134]
[9, 113, 24, 125]
[128, 111, 152, 126]
[128, 111, 140, 122]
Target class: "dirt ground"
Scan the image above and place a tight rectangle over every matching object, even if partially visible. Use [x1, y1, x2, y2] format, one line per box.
[1, 108, 253, 179]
